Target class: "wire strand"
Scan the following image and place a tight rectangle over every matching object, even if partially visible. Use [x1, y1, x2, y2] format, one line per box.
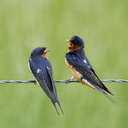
[0, 79, 128, 86]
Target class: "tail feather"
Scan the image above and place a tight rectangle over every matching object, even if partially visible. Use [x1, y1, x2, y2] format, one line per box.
[52, 102, 60, 115]
[82, 77, 113, 96]
[52, 100, 64, 115]
[56, 100, 64, 115]
[94, 85, 116, 103]
[102, 84, 113, 95]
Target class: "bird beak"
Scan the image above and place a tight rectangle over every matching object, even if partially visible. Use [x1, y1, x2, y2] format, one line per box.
[45, 47, 49, 52]
[66, 40, 69, 42]
[42, 46, 48, 53]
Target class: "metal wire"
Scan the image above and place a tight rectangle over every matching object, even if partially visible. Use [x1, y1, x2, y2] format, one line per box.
[0, 79, 128, 85]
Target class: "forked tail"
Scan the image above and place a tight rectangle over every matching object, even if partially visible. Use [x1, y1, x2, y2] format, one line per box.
[94, 85, 116, 103]
[52, 100, 64, 115]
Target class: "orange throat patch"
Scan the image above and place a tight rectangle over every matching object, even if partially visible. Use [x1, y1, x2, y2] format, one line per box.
[41, 50, 47, 58]
[68, 42, 81, 52]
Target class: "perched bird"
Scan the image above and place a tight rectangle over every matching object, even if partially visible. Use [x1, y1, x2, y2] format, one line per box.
[65, 36, 113, 100]
[29, 47, 63, 115]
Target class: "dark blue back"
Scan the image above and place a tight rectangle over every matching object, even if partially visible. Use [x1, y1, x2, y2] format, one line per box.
[29, 56, 53, 90]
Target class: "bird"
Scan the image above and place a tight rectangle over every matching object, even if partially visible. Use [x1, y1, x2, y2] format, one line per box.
[29, 46, 63, 115]
[65, 35, 114, 101]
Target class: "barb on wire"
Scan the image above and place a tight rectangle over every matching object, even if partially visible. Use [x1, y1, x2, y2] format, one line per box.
[0, 79, 128, 86]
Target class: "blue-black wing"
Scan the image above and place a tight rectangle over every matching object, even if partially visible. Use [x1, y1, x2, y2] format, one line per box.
[66, 53, 113, 95]
[29, 58, 63, 114]
[46, 66, 63, 114]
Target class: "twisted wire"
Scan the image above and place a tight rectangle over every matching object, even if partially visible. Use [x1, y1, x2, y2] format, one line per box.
[0, 79, 127, 86]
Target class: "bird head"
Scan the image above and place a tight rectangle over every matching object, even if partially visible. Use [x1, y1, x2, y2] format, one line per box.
[31, 47, 48, 58]
[67, 36, 84, 52]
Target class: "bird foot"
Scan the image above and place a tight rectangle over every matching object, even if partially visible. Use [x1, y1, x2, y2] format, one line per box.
[65, 76, 75, 84]
[65, 79, 71, 84]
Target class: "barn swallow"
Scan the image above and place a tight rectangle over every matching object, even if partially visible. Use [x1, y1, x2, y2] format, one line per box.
[65, 36, 113, 100]
[29, 47, 63, 115]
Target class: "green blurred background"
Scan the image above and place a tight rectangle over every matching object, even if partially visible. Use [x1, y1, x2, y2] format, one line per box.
[0, 0, 128, 128]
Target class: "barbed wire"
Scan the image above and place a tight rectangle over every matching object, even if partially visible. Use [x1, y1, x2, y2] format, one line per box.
[0, 79, 128, 87]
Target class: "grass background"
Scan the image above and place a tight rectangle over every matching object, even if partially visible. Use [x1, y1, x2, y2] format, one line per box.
[0, 0, 128, 128]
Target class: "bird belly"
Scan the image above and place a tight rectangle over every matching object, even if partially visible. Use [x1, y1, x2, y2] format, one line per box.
[65, 59, 82, 80]
[69, 67, 82, 80]
[65, 59, 95, 89]
[68, 66, 95, 89]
